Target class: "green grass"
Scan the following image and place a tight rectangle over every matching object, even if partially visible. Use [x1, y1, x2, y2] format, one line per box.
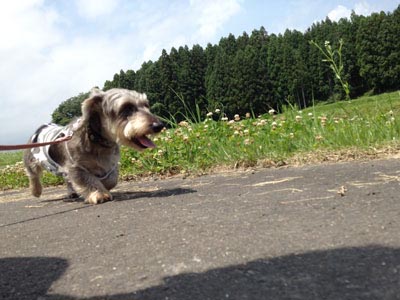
[0, 151, 23, 168]
[1, 91, 399, 190]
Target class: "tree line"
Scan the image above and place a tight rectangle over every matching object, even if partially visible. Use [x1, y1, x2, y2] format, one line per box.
[52, 6, 400, 125]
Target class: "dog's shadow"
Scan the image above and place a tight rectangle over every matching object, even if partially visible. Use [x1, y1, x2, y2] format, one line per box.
[41, 187, 196, 203]
[112, 187, 196, 201]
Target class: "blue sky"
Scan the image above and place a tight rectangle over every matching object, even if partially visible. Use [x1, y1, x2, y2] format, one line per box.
[0, 0, 398, 144]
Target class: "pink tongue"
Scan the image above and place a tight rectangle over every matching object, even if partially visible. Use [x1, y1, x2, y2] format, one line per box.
[137, 136, 156, 148]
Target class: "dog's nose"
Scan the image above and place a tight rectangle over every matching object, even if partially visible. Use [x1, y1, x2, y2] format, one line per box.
[151, 122, 164, 133]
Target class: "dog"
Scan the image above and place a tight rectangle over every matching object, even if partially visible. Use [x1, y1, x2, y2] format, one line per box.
[23, 87, 164, 204]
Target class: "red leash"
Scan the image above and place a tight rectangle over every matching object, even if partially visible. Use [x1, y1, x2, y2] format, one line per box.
[0, 135, 72, 151]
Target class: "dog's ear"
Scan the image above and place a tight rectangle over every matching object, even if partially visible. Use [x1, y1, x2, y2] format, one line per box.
[80, 88, 105, 125]
[73, 88, 106, 138]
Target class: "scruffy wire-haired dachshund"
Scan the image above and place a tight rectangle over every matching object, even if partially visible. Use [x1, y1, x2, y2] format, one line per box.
[24, 88, 164, 204]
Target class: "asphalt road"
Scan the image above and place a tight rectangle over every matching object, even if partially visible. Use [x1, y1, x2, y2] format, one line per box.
[1, 158, 400, 300]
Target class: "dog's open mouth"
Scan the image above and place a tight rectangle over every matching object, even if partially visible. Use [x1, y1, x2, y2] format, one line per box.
[131, 136, 156, 149]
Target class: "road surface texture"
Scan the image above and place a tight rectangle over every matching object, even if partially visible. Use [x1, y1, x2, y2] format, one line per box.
[1, 158, 400, 300]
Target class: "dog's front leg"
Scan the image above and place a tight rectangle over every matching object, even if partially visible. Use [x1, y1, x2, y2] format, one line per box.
[68, 166, 112, 204]
[65, 177, 80, 199]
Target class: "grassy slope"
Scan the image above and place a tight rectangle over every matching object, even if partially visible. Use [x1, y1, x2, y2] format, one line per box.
[308, 91, 400, 117]
[119, 90, 400, 177]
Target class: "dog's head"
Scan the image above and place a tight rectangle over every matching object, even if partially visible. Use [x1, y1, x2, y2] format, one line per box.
[79, 87, 164, 150]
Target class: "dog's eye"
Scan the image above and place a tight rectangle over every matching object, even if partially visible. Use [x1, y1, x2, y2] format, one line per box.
[120, 105, 137, 118]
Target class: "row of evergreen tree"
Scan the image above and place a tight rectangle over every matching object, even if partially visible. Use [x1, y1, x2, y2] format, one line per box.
[53, 6, 400, 125]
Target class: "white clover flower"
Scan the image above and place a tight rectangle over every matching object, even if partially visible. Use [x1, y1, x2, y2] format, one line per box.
[268, 109, 275, 115]
[215, 108, 221, 113]
[206, 112, 213, 117]
[221, 117, 229, 121]
[257, 119, 267, 126]
[234, 114, 240, 121]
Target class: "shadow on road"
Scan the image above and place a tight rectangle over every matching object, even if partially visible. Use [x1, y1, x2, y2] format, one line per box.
[3, 245, 400, 299]
[0, 188, 196, 228]
[1, 187, 196, 228]
[0, 205, 90, 228]
[38, 187, 197, 203]
[0, 257, 68, 300]
[112, 187, 197, 201]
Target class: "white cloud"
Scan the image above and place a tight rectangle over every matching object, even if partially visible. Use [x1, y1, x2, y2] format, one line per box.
[328, 5, 352, 21]
[354, 1, 373, 15]
[328, 1, 375, 22]
[190, 0, 242, 40]
[132, 0, 242, 62]
[74, 0, 119, 19]
[0, 1, 133, 144]
[0, 0, 61, 51]
[131, 8, 191, 62]
[0, 1, 63, 143]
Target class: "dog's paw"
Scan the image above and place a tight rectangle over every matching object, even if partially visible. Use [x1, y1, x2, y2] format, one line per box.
[67, 192, 80, 199]
[85, 191, 112, 205]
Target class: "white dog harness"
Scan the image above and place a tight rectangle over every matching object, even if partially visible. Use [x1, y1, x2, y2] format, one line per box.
[30, 123, 73, 176]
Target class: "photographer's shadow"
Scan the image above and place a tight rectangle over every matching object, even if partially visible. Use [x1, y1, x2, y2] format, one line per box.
[98, 245, 400, 300]
[0, 257, 68, 300]
[3, 245, 400, 299]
